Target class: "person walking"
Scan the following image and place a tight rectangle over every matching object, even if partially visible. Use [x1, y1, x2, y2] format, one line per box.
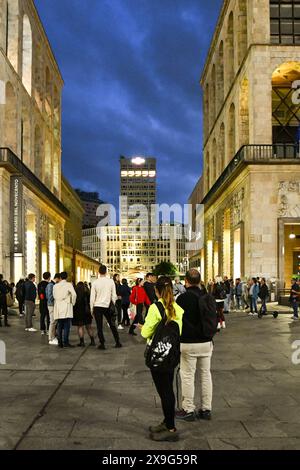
[258, 278, 269, 318]
[38, 272, 51, 336]
[53, 272, 77, 348]
[242, 280, 250, 311]
[46, 273, 61, 346]
[290, 278, 300, 321]
[223, 276, 231, 314]
[16, 279, 25, 317]
[141, 276, 184, 442]
[129, 278, 150, 336]
[23, 274, 37, 332]
[234, 278, 243, 311]
[212, 277, 227, 330]
[90, 265, 122, 350]
[113, 274, 124, 331]
[120, 278, 131, 326]
[176, 269, 215, 422]
[0, 275, 10, 327]
[249, 278, 259, 316]
[73, 282, 95, 347]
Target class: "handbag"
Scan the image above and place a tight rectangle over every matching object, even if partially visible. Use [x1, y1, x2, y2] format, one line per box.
[6, 292, 14, 307]
[129, 304, 136, 320]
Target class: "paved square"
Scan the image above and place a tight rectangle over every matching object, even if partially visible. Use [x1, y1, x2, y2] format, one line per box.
[1, 307, 300, 450]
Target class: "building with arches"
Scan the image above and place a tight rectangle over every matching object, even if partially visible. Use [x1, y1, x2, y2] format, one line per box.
[197, 0, 300, 289]
[0, 0, 66, 282]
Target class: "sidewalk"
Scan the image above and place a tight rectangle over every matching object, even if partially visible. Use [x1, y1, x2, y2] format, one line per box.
[1, 309, 300, 450]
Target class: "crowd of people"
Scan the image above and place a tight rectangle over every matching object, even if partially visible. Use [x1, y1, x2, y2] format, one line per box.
[1, 267, 300, 443]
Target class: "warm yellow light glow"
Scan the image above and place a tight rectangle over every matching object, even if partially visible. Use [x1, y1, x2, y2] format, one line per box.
[234, 228, 241, 279]
[132, 157, 146, 165]
[121, 171, 128, 177]
[42, 244, 48, 274]
[207, 240, 213, 281]
[149, 171, 156, 177]
[128, 171, 135, 177]
[14, 254, 23, 283]
[26, 213, 36, 274]
[49, 225, 56, 277]
[142, 171, 149, 177]
[135, 171, 142, 177]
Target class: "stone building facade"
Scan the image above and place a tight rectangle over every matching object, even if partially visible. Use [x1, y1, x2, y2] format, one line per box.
[200, 0, 300, 288]
[0, 0, 65, 281]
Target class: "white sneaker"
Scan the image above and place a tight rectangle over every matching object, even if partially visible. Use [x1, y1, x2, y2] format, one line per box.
[217, 322, 221, 330]
[222, 322, 226, 329]
[248, 312, 254, 316]
[253, 313, 258, 317]
[27, 328, 37, 332]
[118, 325, 124, 330]
[49, 338, 58, 345]
[25, 328, 29, 331]
[41, 331, 46, 336]
[293, 317, 299, 321]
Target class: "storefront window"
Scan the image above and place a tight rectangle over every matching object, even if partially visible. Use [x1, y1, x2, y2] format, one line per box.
[270, 1, 300, 44]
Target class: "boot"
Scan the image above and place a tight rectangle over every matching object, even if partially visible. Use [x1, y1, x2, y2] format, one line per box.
[77, 337, 85, 347]
[90, 336, 96, 346]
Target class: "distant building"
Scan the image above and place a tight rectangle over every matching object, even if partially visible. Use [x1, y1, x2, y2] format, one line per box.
[75, 189, 105, 229]
[187, 176, 204, 273]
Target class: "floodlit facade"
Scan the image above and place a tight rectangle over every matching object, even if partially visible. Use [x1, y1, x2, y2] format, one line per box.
[0, 0, 65, 282]
[200, 0, 300, 289]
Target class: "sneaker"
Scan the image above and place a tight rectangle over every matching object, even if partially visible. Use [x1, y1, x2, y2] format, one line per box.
[293, 316, 299, 321]
[49, 338, 58, 346]
[46, 331, 49, 336]
[248, 312, 254, 316]
[25, 328, 29, 331]
[253, 313, 258, 316]
[175, 409, 196, 422]
[150, 429, 179, 442]
[221, 322, 226, 329]
[117, 325, 124, 330]
[27, 328, 37, 332]
[217, 322, 221, 330]
[149, 422, 167, 433]
[41, 331, 46, 336]
[197, 410, 212, 421]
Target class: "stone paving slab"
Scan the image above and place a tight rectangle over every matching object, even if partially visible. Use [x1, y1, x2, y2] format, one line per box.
[1, 308, 300, 450]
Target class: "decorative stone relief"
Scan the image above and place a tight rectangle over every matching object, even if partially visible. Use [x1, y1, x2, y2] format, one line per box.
[231, 188, 245, 226]
[278, 181, 300, 217]
[39, 214, 48, 240]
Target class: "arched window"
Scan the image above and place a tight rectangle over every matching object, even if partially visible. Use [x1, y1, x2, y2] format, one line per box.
[237, 0, 248, 67]
[212, 138, 217, 183]
[34, 41, 43, 111]
[34, 126, 43, 179]
[240, 78, 249, 146]
[22, 15, 32, 95]
[44, 140, 52, 188]
[4, 82, 17, 153]
[53, 152, 60, 195]
[6, 0, 19, 72]
[211, 65, 216, 124]
[21, 110, 31, 168]
[228, 103, 236, 163]
[53, 85, 60, 141]
[205, 83, 210, 138]
[45, 67, 52, 117]
[206, 151, 210, 193]
[226, 12, 235, 90]
[217, 41, 224, 111]
[219, 123, 226, 174]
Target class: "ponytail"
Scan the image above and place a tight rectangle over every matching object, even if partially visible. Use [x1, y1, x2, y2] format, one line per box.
[156, 276, 176, 322]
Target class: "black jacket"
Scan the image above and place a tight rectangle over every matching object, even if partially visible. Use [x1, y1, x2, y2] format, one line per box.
[0, 281, 8, 306]
[120, 284, 131, 305]
[144, 281, 157, 304]
[177, 286, 211, 344]
[259, 284, 269, 300]
[23, 280, 37, 302]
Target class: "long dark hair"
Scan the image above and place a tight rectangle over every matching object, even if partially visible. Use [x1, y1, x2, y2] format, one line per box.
[156, 276, 176, 322]
[76, 282, 86, 299]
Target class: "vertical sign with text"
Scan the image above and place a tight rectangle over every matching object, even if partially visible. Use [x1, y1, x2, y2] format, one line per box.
[10, 175, 24, 254]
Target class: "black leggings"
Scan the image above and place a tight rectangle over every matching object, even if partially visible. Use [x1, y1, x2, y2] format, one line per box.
[129, 303, 144, 333]
[122, 302, 130, 325]
[151, 369, 175, 430]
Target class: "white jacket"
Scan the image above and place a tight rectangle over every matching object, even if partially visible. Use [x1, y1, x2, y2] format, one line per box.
[53, 280, 77, 320]
[90, 276, 117, 311]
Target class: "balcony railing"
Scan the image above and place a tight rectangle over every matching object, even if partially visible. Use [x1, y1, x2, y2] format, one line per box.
[0, 147, 69, 217]
[202, 143, 300, 205]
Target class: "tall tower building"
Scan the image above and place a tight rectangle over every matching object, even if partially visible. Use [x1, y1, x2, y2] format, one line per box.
[120, 156, 157, 274]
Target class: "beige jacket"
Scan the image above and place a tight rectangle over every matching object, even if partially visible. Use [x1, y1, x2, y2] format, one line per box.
[53, 280, 77, 320]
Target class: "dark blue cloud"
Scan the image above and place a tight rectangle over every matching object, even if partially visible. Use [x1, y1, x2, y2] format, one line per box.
[34, 0, 222, 207]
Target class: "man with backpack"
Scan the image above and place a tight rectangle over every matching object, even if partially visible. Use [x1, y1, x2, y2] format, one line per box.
[176, 269, 217, 422]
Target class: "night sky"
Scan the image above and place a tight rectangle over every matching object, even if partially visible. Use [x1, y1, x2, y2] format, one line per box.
[34, 0, 223, 208]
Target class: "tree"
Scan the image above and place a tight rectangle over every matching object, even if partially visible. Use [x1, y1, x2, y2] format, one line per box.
[153, 261, 178, 277]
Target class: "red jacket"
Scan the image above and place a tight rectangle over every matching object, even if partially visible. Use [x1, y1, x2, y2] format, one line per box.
[130, 286, 150, 306]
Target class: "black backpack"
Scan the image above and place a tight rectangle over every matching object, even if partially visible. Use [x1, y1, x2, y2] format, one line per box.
[145, 302, 180, 371]
[187, 290, 218, 340]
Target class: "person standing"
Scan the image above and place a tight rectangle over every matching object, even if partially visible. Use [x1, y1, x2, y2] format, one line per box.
[38, 272, 51, 336]
[129, 278, 150, 336]
[73, 282, 95, 347]
[290, 278, 300, 321]
[258, 278, 269, 318]
[0, 275, 10, 327]
[242, 280, 250, 311]
[144, 273, 157, 309]
[176, 269, 215, 422]
[212, 277, 227, 330]
[90, 265, 122, 350]
[23, 274, 37, 332]
[173, 277, 186, 300]
[53, 272, 77, 348]
[223, 276, 231, 314]
[16, 279, 25, 317]
[141, 276, 184, 442]
[113, 274, 124, 331]
[46, 273, 61, 346]
[234, 278, 243, 311]
[249, 278, 259, 316]
[120, 278, 131, 326]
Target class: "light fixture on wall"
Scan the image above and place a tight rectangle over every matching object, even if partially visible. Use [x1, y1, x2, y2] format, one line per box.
[289, 228, 296, 240]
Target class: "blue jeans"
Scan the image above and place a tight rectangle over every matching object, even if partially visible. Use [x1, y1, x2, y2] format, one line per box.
[224, 294, 231, 312]
[250, 296, 258, 313]
[292, 300, 299, 318]
[57, 318, 71, 345]
[260, 299, 267, 315]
